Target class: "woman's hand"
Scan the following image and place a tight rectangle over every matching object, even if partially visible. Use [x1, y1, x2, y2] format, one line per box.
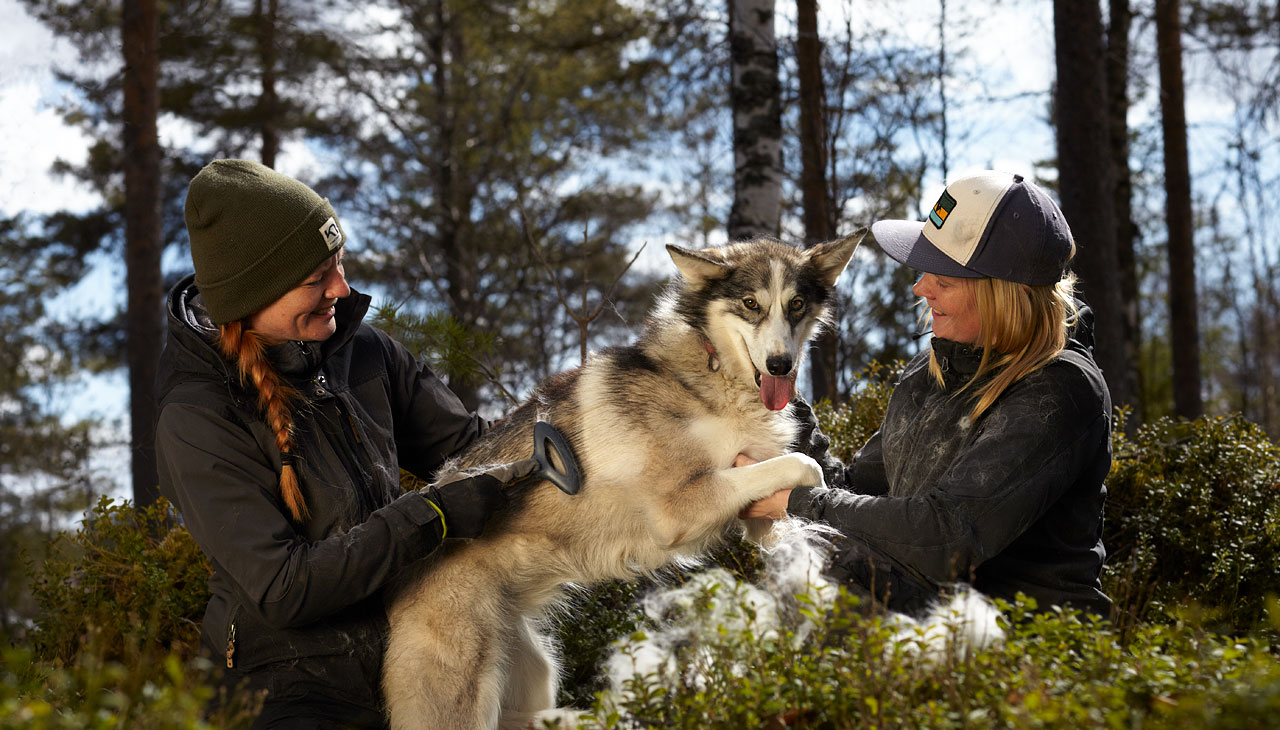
[733, 453, 792, 520]
[740, 488, 792, 519]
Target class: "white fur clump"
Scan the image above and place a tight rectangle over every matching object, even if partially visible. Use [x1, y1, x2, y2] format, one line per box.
[882, 584, 1007, 664]
[602, 520, 1004, 708]
[603, 521, 839, 698]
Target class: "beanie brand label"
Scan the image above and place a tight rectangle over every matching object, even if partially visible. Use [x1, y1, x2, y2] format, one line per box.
[319, 217, 344, 251]
[929, 190, 957, 229]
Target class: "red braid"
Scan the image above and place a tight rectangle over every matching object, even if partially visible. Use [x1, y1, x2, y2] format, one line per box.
[217, 321, 310, 523]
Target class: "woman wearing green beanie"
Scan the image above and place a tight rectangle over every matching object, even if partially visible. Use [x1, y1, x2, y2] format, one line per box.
[156, 159, 531, 728]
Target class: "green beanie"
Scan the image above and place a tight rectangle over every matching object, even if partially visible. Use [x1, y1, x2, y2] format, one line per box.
[184, 159, 347, 324]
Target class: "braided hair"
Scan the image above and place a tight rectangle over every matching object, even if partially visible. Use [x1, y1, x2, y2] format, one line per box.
[217, 320, 310, 522]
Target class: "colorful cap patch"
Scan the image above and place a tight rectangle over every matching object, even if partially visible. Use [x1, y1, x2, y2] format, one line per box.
[929, 190, 957, 229]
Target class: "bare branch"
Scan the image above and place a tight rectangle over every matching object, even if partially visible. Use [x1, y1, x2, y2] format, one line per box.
[519, 201, 646, 364]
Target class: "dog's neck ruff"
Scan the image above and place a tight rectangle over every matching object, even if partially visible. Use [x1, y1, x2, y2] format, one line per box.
[695, 331, 792, 410]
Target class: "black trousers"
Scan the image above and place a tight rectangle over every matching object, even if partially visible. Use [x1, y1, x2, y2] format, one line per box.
[218, 652, 388, 730]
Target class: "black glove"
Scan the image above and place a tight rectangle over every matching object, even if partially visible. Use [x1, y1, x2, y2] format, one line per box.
[789, 396, 847, 490]
[423, 459, 539, 539]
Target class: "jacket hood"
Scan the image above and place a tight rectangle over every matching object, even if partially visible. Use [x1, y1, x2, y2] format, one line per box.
[1067, 298, 1097, 357]
[157, 273, 371, 402]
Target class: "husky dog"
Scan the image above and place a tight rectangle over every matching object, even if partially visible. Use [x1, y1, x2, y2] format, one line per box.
[383, 231, 865, 730]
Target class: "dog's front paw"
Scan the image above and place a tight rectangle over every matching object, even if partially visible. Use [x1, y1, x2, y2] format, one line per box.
[778, 451, 826, 490]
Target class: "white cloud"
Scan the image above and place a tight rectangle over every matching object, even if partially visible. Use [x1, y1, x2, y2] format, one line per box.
[0, 0, 101, 217]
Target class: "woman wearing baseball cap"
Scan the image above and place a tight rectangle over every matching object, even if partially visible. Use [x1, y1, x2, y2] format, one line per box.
[155, 159, 534, 727]
[745, 170, 1112, 617]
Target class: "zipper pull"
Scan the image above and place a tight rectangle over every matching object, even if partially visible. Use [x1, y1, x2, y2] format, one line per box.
[226, 622, 237, 669]
[333, 399, 363, 444]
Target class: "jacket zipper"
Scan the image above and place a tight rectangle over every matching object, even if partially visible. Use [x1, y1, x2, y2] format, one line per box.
[313, 373, 378, 515]
[314, 372, 361, 444]
[226, 619, 237, 669]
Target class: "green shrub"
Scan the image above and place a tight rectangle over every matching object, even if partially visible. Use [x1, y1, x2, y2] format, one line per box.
[13, 497, 257, 728]
[28, 497, 210, 667]
[0, 646, 257, 729]
[816, 367, 1280, 636]
[811, 360, 903, 464]
[571, 585, 1280, 730]
[1103, 413, 1280, 633]
[556, 375, 1280, 724]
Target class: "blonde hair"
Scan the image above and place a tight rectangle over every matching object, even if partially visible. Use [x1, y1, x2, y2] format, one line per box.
[217, 321, 310, 523]
[927, 272, 1079, 422]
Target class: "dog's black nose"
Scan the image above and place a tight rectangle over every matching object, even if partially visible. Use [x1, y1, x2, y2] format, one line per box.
[765, 355, 792, 376]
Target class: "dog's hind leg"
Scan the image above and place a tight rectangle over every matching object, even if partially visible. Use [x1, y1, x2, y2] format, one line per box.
[498, 616, 560, 730]
[385, 588, 507, 730]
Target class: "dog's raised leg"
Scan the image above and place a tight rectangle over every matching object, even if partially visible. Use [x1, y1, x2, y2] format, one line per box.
[651, 451, 826, 550]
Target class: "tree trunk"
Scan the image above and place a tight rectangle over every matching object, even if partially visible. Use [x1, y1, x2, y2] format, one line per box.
[727, 0, 782, 241]
[1155, 0, 1203, 419]
[1053, 0, 1130, 412]
[1105, 0, 1144, 428]
[428, 0, 479, 411]
[796, 0, 838, 402]
[937, 0, 950, 181]
[255, 0, 280, 167]
[122, 0, 163, 507]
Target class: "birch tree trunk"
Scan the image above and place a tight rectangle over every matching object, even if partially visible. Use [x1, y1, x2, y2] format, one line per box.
[728, 0, 782, 241]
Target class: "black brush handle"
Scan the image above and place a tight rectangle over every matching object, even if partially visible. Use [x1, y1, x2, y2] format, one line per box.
[532, 421, 582, 495]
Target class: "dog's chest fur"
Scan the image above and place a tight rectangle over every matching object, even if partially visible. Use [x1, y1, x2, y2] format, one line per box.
[686, 410, 792, 466]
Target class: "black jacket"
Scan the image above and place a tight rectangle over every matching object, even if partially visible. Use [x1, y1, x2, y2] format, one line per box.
[790, 309, 1112, 616]
[155, 275, 486, 682]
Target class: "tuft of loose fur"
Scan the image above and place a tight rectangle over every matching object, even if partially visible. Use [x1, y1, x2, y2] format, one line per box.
[601, 520, 1004, 712]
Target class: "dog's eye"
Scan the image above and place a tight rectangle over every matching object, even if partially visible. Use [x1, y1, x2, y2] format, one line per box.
[742, 296, 759, 310]
[789, 297, 805, 312]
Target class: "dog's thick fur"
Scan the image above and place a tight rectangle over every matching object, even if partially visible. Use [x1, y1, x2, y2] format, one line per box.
[383, 232, 864, 730]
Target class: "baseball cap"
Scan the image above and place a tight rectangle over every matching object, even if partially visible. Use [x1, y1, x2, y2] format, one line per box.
[871, 171, 1074, 286]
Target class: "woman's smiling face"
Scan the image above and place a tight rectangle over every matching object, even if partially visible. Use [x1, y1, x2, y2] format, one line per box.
[913, 272, 981, 344]
[247, 250, 351, 344]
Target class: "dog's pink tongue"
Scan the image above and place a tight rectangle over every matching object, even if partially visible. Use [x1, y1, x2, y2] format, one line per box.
[760, 374, 792, 411]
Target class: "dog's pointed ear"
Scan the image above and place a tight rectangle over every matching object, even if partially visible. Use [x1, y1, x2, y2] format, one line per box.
[667, 244, 729, 286]
[808, 228, 865, 287]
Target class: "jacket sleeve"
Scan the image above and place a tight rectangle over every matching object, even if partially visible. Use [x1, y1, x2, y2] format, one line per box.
[157, 402, 446, 629]
[787, 369, 1109, 584]
[840, 429, 891, 496]
[378, 330, 488, 481]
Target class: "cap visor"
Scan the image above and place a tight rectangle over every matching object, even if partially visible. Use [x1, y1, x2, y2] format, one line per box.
[871, 219, 983, 279]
